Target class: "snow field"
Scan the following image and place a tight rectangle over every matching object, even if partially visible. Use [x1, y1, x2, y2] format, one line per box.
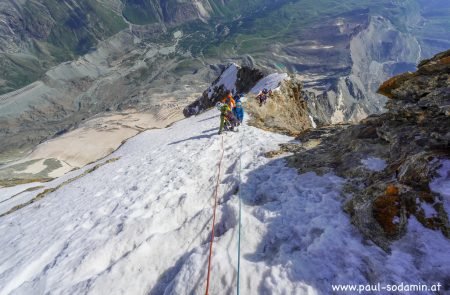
[0, 109, 449, 294]
[0, 110, 290, 294]
[430, 159, 450, 222]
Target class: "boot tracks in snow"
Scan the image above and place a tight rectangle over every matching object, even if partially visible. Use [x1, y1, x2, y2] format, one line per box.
[205, 123, 245, 295]
[205, 134, 225, 295]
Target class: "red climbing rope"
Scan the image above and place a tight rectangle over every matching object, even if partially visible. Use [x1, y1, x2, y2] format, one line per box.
[205, 134, 225, 295]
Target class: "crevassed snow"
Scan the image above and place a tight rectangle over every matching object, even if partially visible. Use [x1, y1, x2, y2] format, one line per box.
[361, 157, 387, 172]
[208, 64, 239, 98]
[0, 110, 448, 295]
[250, 73, 288, 94]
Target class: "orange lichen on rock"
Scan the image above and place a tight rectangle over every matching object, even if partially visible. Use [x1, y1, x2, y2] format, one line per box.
[385, 184, 399, 196]
[438, 56, 450, 65]
[377, 73, 413, 99]
[373, 194, 401, 236]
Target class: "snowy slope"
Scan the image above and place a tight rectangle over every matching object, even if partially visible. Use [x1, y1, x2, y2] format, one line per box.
[430, 160, 450, 220]
[208, 64, 239, 98]
[1, 110, 449, 294]
[0, 158, 117, 216]
[250, 73, 288, 94]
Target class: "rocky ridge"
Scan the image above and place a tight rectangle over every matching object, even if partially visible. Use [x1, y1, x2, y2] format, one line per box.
[183, 64, 312, 135]
[245, 77, 312, 136]
[283, 50, 450, 250]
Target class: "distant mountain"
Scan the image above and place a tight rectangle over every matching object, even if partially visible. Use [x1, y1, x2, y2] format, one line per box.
[0, 0, 449, 162]
[0, 0, 279, 94]
[2, 0, 449, 96]
[0, 0, 127, 94]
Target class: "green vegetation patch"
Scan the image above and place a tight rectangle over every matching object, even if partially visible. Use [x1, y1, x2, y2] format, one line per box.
[0, 54, 44, 95]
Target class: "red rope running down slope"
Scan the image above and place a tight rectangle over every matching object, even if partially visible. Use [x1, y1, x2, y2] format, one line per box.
[205, 135, 225, 295]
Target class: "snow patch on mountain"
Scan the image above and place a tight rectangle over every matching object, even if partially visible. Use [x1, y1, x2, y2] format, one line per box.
[430, 160, 450, 198]
[308, 115, 317, 129]
[361, 157, 387, 172]
[208, 64, 239, 98]
[250, 73, 288, 94]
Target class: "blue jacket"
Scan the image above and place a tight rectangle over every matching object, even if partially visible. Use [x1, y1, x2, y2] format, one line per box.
[234, 106, 244, 121]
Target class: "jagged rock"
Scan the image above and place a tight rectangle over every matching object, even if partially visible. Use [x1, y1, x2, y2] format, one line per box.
[235, 67, 265, 94]
[287, 49, 450, 251]
[246, 76, 312, 135]
[397, 153, 441, 189]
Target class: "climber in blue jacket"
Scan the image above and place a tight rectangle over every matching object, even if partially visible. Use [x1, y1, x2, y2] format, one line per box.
[233, 94, 244, 125]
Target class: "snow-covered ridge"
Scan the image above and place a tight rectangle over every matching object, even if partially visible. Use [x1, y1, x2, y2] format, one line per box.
[207, 64, 287, 98]
[250, 73, 288, 94]
[207, 63, 239, 98]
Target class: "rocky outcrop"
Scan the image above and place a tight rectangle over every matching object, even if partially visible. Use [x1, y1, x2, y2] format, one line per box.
[285, 50, 450, 251]
[184, 66, 312, 134]
[246, 76, 312, 135]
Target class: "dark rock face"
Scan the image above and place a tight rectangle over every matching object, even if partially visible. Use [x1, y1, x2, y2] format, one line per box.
[235, 67, 265, 94]
[183, 84, 228, 118]
[286, 50, 450, 251]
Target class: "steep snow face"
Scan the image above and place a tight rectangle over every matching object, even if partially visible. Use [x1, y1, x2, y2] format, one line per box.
[250, 73, 288, 94]
[208, 64, 239, 98]
[1, 110, 449, 294]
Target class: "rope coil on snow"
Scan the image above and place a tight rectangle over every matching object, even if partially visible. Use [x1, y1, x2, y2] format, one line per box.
[205, 134, 225, 295]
